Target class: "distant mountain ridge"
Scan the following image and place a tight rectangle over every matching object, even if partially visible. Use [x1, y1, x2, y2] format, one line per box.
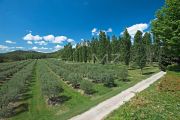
[0, 50, 60, 62]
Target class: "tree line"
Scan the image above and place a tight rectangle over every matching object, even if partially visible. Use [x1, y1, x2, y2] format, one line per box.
[60, 29, 154, 73]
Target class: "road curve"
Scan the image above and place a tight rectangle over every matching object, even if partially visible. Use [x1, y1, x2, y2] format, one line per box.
[69, 71, 166, 120]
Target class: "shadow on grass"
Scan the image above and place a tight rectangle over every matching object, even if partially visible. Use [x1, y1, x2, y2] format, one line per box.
[143, 71, 155, 75]
[48, 95, 72, 106]
[2, 103, 29, 118]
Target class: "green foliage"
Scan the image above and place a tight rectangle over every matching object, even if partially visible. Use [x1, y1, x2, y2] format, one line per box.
[61, 43, 73, 61]
[98, 31, 110, 64]
[122, 29, 131, 66]
[142, 32, 153, 64]
[103, 74, 116, 87]
[119, 67, 128, 81]
[0, 50, 49, 62]
[151, 0, 180, 67]
[80, 80, 94, 94]
[134, 30, 147, 74]
[37, 61, 63, 98]
[0, 60, 35, 117]
[158, 47, 171, 71]
[67, 73, 82, 88]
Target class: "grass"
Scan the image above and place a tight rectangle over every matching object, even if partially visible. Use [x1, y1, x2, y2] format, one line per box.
[105, 69, 180, 120]
[9, 60, 160, 120]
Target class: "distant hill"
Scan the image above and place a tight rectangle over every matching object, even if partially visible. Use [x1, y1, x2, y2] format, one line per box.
[0, 50, 60, 62]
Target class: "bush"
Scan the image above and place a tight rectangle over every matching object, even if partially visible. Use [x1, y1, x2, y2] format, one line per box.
[67, 73, 82, 88]
[80, 80, 94, 94]
[103, 74, 116, 87]
[167, 64, 180, 72]
[119, 67, 128, 81]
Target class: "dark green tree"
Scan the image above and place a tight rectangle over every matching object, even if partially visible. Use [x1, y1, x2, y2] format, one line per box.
[98, 31, 108, 64]
[91, 37, 98, 63]
[142, 32, 153, 64]
[80, 80, 94, 94]
[82, 41, 88, 63]
[122, 29, 131, 66]
[134, 30, 146, 74]
[151, 0, 180, 69]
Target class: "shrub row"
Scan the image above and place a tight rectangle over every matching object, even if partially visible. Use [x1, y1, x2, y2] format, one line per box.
[0, 61, 35, 118]
[0, 60, 32, 83]
[37, 60, 63, 99]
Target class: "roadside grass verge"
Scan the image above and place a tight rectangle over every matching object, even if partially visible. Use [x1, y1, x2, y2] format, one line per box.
[105, 69, 180, 120]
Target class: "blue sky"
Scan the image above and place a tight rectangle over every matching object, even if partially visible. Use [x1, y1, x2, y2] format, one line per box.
[0, 0, 164, 53]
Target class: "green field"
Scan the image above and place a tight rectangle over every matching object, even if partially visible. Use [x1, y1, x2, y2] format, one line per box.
[0, 59, 160, 120]
[105, 69, 180, 120]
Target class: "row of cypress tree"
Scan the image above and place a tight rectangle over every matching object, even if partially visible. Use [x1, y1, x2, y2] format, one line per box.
[60, 29, 157, 73]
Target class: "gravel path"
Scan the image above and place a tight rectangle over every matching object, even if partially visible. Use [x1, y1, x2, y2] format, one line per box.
[70, 71, 166, 120]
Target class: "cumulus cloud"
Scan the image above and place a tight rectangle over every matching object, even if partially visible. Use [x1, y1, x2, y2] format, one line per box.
[23, 32, 76, 53]
[107, 28, 113, 32]
[43, 35, 55, 41]
[0, 45, 8, 50]
[34, 41, 48, 45]
[15, 46, 24, 49]
[23, 33, 42, 41]
[53, 36, 67, 43]
[31, 46, 53, 53]
[121, 23, 149, 38]
[92, 28, 113, 35]
[27, 41, 33, 44]
[67, 38, 74, 43]
[92, 28, 97, 35]
[5, 40, 16, 44]
[23, 32, 75, 45]
[32, 46, 49, 50]
[54, 45, 63, 50]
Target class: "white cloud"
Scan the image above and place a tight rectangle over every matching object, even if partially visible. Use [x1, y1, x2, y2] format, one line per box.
[0, 45, 8, 49]
[27, 41, 33, 44]
[32, 46, 49, 50]
[43, 35, 55, 41]
[34, 41, 48, 45]
[91, 28, 97, 33]
[53, 36, 67, 43]
[0, 45, 10, 53]
[67, 38, 74, 43]
[5, 40, 16, 44]
[107, 28, 113, 32]
[23, 33, 42, 41]
[54, 45, 63, 50]
[92, 28, 113, 35]
[72, 44, 77, 48]
[15, 46, 24, 49]
[32, 46, 38, 50]
[32, 46, 52, 53]
[121, 23, 149, 38]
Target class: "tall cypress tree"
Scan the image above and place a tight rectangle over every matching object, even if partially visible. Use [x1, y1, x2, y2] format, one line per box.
[107, 36, 111, 62]
[98, 31, 108, 64]
[76, 43, 80, 62]
[142, 32, 152, 64]
[91, 37, 98, 63]
[122, 29, 131, 66]
[111, 35, 120, 62]
[134, 30, 146, 74]
[82, 41, 88, 63]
